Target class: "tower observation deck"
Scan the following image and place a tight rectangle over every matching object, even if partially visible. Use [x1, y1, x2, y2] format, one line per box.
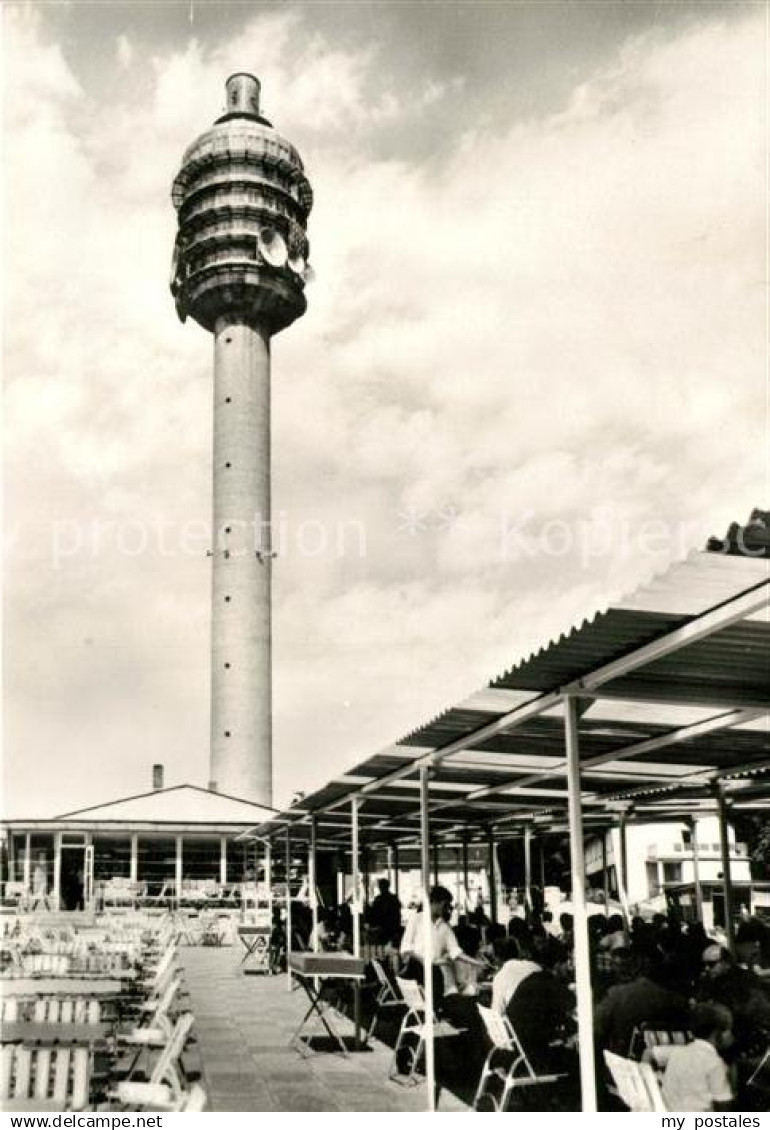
[170, 74, 313, 806]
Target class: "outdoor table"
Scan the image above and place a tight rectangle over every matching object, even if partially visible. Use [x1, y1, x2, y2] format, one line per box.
[0, 978, 125, 998]
[288, 952, 367, 1057]
[0, 1022, 111, 1045]
[237, 925, 271, 973]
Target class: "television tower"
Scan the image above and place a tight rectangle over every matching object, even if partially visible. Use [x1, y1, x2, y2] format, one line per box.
[170, 74, 312, 805]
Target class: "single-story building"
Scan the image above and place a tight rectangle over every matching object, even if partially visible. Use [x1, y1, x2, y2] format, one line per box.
[1, 776, 275, 912]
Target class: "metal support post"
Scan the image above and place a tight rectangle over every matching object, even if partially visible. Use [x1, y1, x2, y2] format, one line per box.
[487, 831, 498, 923]
[601, 832, 609, 913]
[392, 841, 400, 898]
[714, 783, 736, 953]
[565, 696, 598, 1112]
[310, 817, 318, 950]
[266, 840, 273, 923]
[524, 824, 532, 918]
[285, 828, 293, 991]
[420, 765, 435, 1111]
[351, 798, 362, 1048]
[618, 811, 630, 924]
[461, 838, 469, 910]
[690, 817, 703, 923]
[362, 845, 370, 913]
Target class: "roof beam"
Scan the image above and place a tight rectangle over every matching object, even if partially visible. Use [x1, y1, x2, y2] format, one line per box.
[247, 579, 768, 841]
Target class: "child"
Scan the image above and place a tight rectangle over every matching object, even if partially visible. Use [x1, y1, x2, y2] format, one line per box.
[661, 1003, 734, 1112]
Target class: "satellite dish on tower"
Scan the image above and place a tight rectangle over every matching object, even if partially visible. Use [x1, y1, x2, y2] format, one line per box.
[257, 227, 288, 268]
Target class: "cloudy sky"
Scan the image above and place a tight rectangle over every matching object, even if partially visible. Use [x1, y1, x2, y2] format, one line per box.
[3, 0, 767, 817]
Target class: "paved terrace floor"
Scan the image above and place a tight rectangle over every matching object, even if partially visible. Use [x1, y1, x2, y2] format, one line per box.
[181, 947, 469, 1113]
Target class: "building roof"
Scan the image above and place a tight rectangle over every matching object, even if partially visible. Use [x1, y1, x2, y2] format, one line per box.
[5, 784, 276, 832]
[244, 510, 770, 850]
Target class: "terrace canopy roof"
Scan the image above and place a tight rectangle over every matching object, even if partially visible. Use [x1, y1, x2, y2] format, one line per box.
[245, 510, 769, 850]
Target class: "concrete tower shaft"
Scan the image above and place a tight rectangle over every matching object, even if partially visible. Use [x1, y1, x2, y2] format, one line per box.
[170, 76, 312, 805]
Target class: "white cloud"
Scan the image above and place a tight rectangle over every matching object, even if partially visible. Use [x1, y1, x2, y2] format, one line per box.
[116, 34, 133, 70]
[3, 6, 765, 816]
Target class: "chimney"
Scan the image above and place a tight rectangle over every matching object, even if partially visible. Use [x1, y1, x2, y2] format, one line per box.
[152, 764, 164, 791]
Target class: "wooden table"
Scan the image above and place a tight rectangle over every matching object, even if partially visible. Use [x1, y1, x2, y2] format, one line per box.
[289, 952, 367, 1057]
[0, 978, 125, 998]
[0, 1022, 111, 1045]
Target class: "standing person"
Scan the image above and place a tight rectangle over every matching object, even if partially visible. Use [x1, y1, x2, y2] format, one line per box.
[370, 878, 402, 945]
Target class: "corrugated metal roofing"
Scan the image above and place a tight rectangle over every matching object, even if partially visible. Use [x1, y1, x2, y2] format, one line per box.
[247, 513, 769, 848]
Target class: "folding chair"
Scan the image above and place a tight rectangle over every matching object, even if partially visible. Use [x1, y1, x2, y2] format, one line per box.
[366, 958, 404, 1042]
[628, 1024, 691, 1061]
[0, 1045, 91, 1112]
[33, 998, 101, 1024]
[116, 973, 185, 1079]
[0, 998, 20, 1023]
[389, 977, 463, 1088]
[473, 1005, 565, 1112]
[109, 1012, 195, 1111]
[603, 1049, 667, 1112]
[20, 953, 71, 977]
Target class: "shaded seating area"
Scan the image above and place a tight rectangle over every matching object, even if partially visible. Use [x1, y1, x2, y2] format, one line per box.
[0, 911, 207, 1112]
[242, 512, 770, 1113]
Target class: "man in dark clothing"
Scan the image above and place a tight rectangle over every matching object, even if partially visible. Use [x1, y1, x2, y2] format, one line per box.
[506, 939, 576, 1072]
[369, 879, 402, 945]
[696, 944, 770, 1056]
[594, 948, 689, 1057]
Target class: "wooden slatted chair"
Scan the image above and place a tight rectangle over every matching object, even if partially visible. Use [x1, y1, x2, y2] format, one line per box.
[20, 954, 71, 977]
[366, 958, 404, 1042]
[109, 1012, 195, 1111]
[389, 977, 464, 1089]
[0, 1045, 91, 1112]
[473, 1005, 565, 1112]
[116, 973, 184, 1079]
[0, 998, 20, 1023]
[604, 1049, 667, 1112]
[628, 1024, 692, 1061]
[32, 998, 101, 1025]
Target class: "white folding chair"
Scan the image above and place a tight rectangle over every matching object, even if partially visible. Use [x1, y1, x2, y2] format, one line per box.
[33, 998, 101, 1024]
[1, 1045, 91, 1112]
[604, 1049, 667, 1112]
[389, 977, 462, 1087]
[473, 1005, 565, 1112]
[366, 958, 403, 1042]
[110, 1012, 195, 1111]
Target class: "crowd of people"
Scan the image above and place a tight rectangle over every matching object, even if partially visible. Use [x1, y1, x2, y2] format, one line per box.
[270, 881, 770, 1111]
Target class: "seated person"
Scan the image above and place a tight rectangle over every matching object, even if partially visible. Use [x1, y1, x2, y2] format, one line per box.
[696, 944, 770, 1057]
[594, 947, 688, 1057]
[506, 937, 576, 1073]
[311, 909, 339, 951]
[661, 1003, 734, 1112]
[491, 936, 541, 1014]
[399, 885, 485, 1010]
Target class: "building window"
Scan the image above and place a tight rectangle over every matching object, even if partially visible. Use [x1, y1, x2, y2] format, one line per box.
[663, 862, 682, 884]
[646, 861, 660, 898]
[136, 837, 176, 897]
[93, 836, 131, 882]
